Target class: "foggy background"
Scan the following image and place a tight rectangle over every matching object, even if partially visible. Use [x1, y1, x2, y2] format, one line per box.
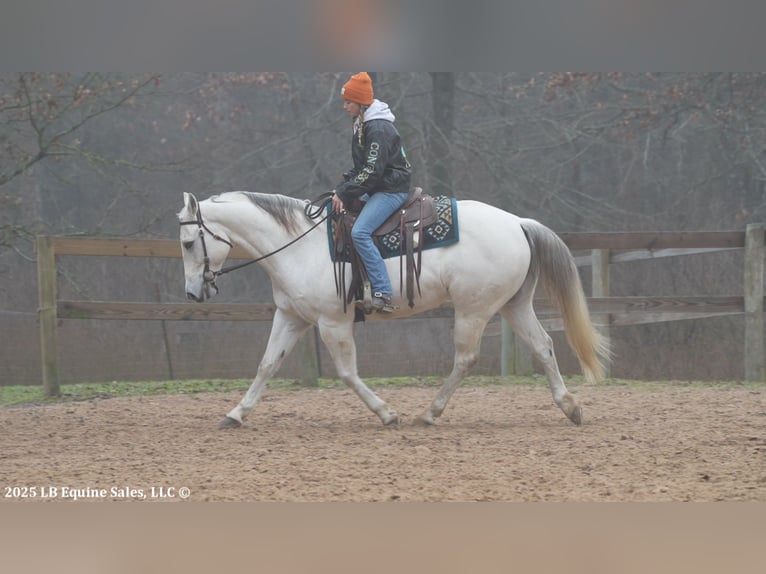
[2, 72, 764, 385]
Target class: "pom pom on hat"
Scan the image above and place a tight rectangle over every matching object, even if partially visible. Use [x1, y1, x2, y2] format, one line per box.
[341, 72, 374, 106]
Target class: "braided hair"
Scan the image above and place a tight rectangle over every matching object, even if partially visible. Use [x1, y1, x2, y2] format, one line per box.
[354, 105, 369, 147]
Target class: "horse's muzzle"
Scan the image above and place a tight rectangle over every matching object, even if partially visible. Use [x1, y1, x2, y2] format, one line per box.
[187, 291, 203, 302]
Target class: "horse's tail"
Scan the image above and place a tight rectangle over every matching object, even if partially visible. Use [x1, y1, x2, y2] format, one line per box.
[520, 219, 610, 382]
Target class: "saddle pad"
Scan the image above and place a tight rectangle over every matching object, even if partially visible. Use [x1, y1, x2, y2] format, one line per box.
[327, 195, 459, 261]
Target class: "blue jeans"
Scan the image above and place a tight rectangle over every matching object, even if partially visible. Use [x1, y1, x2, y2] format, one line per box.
[351, 190, 409, 297]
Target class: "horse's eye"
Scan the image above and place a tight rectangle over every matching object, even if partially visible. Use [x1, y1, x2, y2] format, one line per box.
[183, 241, 194, 251]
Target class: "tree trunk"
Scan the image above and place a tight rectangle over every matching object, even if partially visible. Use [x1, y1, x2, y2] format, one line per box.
[429, 73, 455, 197]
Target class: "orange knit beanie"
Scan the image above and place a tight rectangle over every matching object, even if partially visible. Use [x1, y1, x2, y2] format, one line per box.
[341, 72, 374, 106]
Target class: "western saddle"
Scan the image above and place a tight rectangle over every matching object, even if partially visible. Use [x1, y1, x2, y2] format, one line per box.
[332, 187, 438, 318]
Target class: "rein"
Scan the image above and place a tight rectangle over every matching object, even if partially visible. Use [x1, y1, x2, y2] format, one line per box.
[179, 193, 333, 287]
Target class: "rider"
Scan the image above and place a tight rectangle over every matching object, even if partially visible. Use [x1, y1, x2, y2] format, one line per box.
[331, 72, 411, 313]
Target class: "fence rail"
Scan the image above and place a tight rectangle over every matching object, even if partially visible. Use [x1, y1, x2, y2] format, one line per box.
[37, 226, 766, 396]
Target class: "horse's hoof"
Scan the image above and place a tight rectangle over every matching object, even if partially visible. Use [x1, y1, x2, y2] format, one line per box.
[382, 412, 400, 427]
[568, 406, 583, 426]
[218, 416, 242, 429]
[559, 393, 582, 426]
[413, 413, 435, 426]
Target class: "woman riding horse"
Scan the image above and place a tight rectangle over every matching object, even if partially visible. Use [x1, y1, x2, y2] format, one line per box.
[331, 72, 412, 313]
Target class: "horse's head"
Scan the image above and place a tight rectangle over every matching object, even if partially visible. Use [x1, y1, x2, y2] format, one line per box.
[178, 192, 233, 302]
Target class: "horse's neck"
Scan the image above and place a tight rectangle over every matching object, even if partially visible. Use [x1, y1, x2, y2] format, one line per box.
[215, 200, 326, 277]
[207, 201, 283, 251]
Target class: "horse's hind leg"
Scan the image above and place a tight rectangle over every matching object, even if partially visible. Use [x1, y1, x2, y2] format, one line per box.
[500, 299, 582, 425]
[416, 313, 489, 425]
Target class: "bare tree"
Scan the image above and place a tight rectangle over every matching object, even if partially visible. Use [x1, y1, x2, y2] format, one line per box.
[428, 72, 455, 196]
[0, 73, 161, 187]
[0, 73, 167, 250]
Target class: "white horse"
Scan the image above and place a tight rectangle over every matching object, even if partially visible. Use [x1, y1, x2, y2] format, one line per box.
[178, 191, 609, 428]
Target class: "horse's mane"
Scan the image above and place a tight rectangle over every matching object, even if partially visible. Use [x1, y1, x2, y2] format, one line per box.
[210, 192, 309, 234]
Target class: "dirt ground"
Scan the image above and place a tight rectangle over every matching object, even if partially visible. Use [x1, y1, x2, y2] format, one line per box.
[1, 382, 765, 502]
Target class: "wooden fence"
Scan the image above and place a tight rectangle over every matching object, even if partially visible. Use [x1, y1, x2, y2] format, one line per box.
[36, 225, 766, 396]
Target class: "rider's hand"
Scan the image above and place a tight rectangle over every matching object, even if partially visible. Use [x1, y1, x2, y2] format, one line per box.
[331, 192, 345, 214]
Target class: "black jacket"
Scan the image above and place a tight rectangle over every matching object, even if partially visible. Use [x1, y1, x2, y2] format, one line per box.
[335, 117, 411, 203]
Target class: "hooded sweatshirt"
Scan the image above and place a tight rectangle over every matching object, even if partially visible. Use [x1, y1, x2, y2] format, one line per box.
[335, 99, 411, 202]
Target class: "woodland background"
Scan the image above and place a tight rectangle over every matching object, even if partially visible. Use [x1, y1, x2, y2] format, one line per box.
[2, 72, 765, 385]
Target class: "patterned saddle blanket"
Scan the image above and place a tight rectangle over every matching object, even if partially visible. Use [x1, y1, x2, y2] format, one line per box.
[327, 194, 459, 261]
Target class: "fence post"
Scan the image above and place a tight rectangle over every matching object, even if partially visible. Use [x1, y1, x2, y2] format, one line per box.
[296, 326, 320, 386]
[501, 319, 533, 377]
[591, 248, 611, 379]
[37, 235, 60, 396]
[744, 224, 765, 381]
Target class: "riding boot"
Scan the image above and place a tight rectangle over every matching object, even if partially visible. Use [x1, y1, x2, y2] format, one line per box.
[372, 292, 395, 313]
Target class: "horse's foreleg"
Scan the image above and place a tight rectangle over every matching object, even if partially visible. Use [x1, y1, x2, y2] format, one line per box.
[417, 313, 488, 425]
[220, 310, 310, 428]
[318, 320, 399, 426]
[500, 301, 582, 425]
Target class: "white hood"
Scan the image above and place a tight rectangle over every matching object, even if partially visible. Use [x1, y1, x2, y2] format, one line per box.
[354, 99, 395, 132]
[363, 99, 395, 123]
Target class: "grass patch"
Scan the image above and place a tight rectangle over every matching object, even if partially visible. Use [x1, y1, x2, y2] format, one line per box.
[0, 376, 529, 406]
[0, 379, 251, 407]
[0, 375, 760, 407]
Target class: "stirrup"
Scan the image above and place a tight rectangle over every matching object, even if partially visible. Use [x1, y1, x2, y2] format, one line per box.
[372, 292, 396, 313]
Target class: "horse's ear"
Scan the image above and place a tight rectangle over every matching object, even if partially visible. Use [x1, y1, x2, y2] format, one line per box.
[183, 192, 198, 215]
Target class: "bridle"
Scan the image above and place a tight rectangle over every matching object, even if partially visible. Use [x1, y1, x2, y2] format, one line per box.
[179, 206, 233, 295]
[179, 193, 333, 294]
